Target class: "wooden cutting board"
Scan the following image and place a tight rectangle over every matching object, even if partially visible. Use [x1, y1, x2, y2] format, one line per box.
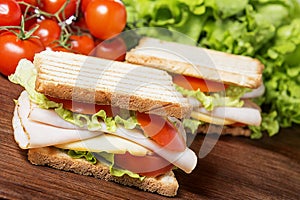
[0, 75, 299, 199]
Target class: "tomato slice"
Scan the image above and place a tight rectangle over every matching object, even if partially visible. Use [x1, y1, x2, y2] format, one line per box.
[46, 96, 118, 117]
[173, 74, 227, 92]
[230, 122, 246, 127]
[114, 152, 173, 177]
[136, 112, 186, 152]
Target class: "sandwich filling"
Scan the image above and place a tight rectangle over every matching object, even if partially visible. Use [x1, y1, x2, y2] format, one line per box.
[10, 58, 197, 180]
[172, 74, 263, 133]
[124, 37, 264, 135]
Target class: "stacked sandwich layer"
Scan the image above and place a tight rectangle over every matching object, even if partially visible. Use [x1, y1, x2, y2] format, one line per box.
[126, 37, 264, 136]
[34, 50, 191, 118]
[126, 37, 264, 88]
[9, 51, 198, 197]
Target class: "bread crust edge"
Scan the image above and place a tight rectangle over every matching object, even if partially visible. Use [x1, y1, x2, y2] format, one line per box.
[27, 147, 179, 197]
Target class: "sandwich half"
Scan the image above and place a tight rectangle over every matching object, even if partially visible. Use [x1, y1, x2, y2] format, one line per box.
[9, 50, 197, 197]
[126, 37, 264, 136]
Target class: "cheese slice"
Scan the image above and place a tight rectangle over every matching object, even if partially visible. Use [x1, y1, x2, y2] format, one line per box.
[14, 91, 197, 173]
[190, 111, 235, 125]
[55, 134, 151, 156]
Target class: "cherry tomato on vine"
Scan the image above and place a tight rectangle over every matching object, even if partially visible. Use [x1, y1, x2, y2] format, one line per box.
[24, 17, 37, 30]
[31, 19, 61, 46]
[80, 0, 91, 12]
[38, 0, 77, 20]
[0, 31, 45, 76]
[94, 37, 126, 61]
[85, 0, 126, 40]
[0, 0, 22, 26]
[70, 34, 95, 55]
[72, 17, 89, 32]
[16, 0, 37, 12]
[47, 41, 72, 52]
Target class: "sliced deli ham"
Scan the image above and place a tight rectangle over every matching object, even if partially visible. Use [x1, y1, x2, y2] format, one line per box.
[13, 91, 103, 149]
[14, 91, 197, 174]
[196, 106, 261, 126]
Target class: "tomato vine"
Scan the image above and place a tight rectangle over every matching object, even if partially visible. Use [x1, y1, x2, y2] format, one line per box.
[0, 0, 127, 76]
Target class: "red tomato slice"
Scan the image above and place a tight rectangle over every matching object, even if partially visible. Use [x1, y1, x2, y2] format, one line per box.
[114, 152, 173, 177]
[230, 122, 246, 127]
[136, 112, 186, 152]
[46, 96, 118, 117]
[173, 74, 227, 92]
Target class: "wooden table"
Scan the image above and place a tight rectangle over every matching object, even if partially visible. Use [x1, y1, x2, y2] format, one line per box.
[0, 74, 299, 199]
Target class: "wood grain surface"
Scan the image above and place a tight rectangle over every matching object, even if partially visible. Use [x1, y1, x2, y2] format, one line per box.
[0, 74, 299, 200]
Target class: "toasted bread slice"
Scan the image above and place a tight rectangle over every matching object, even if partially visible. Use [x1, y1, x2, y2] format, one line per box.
[126, 37, 264, 89]
[34, 51, 191, 119]
[28, 147, 179, 197]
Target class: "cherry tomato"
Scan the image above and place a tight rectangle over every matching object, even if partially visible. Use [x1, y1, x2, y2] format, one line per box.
[114, 152, 174, 177]
[173, 74, 228, 92]
[94, 37, 126, 61]
[70, 34, 95, 55]
[85, 0, 126, 40]
[16, 0, 37, 12]
[0, 0, 22, 26]
[46, 96, 120, 117]
[80, 0, 91, 12]
[38, 0, 77, 20]
[72, 16, 89, 32]
[48, 44, 73, 52]
[137, 112, 186, 152]
[24, 16, 37, 31]
[47, 40, 74, 52]
[0, 31, 45, 76]
[31, 19, 61, 46]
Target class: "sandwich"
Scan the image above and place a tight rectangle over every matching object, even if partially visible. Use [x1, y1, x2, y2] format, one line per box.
[9, 50, 197, 197]
[126, 37, 265, 137]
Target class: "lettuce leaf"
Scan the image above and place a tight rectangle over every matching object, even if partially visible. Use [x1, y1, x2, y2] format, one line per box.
[8, 59, 59, 109]
[249, 111, 279, 139]
[67, 150, 97, 164]
[95, 152, 145, 181]
[66, 150, 145, 180]
[114, 115, 139, 129]
[183, 118, 203, 134]
[175, 85, 244, 111]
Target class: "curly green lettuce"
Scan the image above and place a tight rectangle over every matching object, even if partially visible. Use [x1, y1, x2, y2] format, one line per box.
[175, 84, 246, 111]
[67, 150, 144, 180]
[123, 0, 300, 138]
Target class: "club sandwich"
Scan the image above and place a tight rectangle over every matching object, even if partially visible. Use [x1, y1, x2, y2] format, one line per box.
[126, 37, 265, 136]
[9, 50, 197, 197]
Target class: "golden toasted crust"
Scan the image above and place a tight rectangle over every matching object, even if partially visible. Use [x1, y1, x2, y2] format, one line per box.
[34, 51, 191, 119]
[126, 37, 264, 89]
[28, 147, 179, 197]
